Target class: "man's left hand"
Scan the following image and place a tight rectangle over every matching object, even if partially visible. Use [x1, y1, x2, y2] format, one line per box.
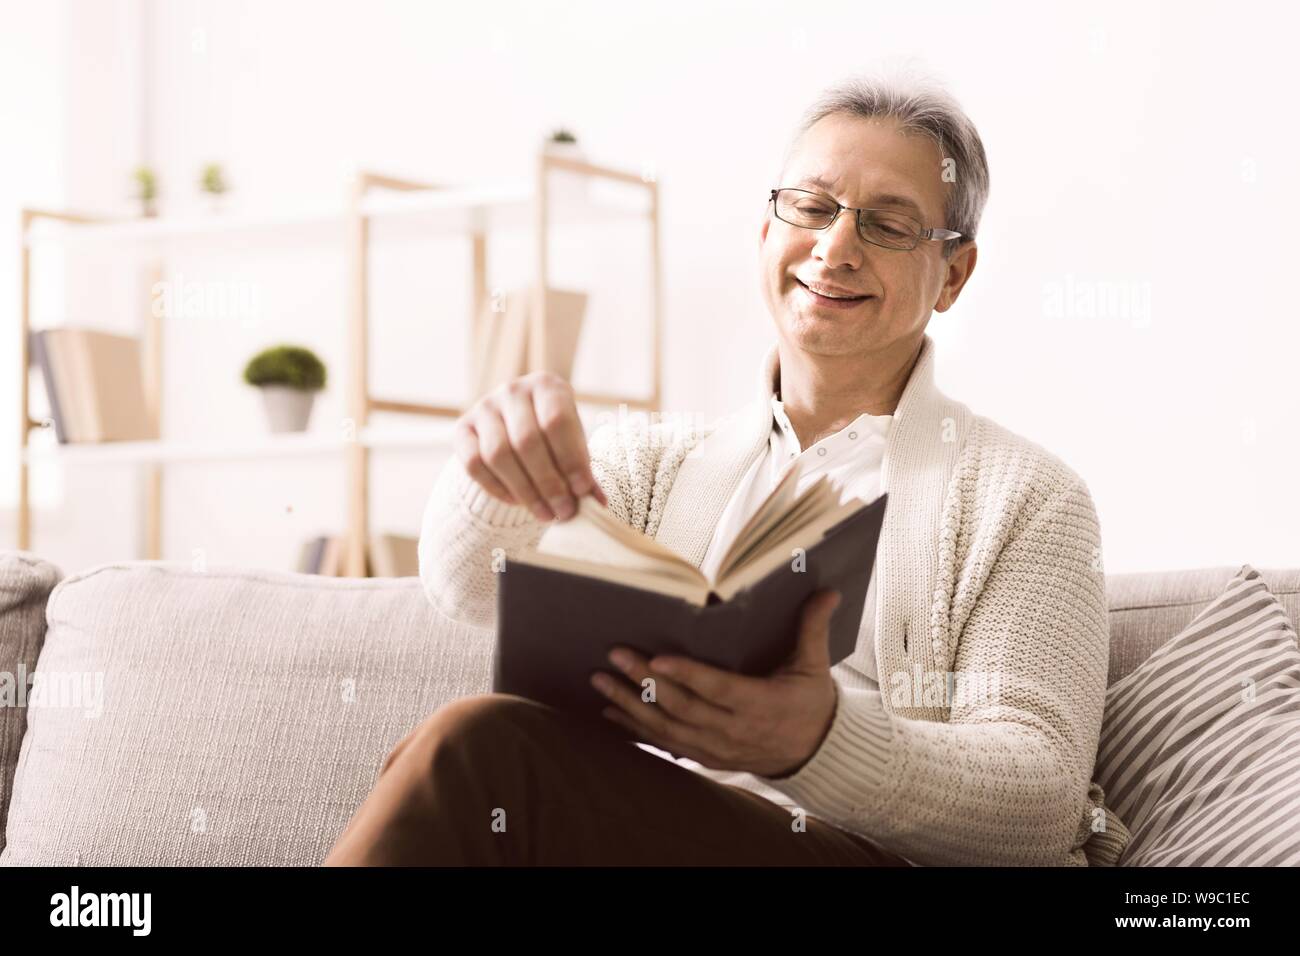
[591, 588, 842, 779]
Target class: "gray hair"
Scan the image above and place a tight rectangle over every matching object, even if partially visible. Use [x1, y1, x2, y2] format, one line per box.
[781, 68, 989, 258]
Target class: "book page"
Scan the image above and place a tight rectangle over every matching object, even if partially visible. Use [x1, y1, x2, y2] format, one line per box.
[715, 477, 838, 582]
[713, 492, 872, 601]
[525, 495, 708, 591]
[510, 548, 710, 605]
[712, 461, 803, 573]
[714, 467, 845, 582]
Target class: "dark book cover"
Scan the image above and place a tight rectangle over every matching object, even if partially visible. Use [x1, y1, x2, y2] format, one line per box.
[29, 330, 67, 444]
[493, 491, 888, 737]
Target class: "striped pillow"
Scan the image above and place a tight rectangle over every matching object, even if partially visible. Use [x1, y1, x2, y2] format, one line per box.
[1095, 565, 1300, 866]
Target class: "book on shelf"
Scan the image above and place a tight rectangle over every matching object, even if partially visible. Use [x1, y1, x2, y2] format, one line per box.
[368, 533, 419, 578]
[492, 463, 889, 732]
[298, 535, 343, 576]
[297, 532, 419, 578]
[28, 328, 157, 443]
[297, 536, 328, 574]
[322, 536, 344, 576]
[471, 284, 587, 400]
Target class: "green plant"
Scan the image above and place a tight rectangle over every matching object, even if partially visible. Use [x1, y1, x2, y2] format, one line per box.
[133, 167, 157, 201]
[200, 163, 228, 195]
[243, 345, 327, 391]
[549, 128, 577, 144]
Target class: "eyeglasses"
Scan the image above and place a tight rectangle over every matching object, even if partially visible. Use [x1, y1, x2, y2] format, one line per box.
[769, 187, 963, 251]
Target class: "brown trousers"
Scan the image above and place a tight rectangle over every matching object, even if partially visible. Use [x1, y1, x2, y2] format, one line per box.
[324, 693, 913, 866]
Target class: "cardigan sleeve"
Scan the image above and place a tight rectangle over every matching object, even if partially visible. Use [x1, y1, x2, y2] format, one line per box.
[417, 422, 634, 629]
[755, 478, 1110, 867]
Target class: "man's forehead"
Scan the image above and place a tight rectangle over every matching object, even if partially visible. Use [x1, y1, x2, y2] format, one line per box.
[783, 114, 947, 219]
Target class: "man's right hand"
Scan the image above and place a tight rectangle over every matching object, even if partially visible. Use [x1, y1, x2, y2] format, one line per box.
[451, 371, 608, 523]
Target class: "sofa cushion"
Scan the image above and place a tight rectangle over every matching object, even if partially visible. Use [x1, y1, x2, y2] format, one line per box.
[1106, 566, 1300, 686]
[0, 551, 63, 855]
[0, 561, 493, 866]
[1095, 565, 1300, 866]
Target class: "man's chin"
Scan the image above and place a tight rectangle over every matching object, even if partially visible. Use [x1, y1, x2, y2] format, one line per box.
[779, 313, 870, 354]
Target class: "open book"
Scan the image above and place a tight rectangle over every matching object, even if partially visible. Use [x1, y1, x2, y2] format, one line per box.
[492, 463, 889, 728]
[516, 463, 875, 604]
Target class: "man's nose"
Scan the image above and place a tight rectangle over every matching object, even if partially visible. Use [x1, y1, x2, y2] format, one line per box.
[811, 209, 864, 269]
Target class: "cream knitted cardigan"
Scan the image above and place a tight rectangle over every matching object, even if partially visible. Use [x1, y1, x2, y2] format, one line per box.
[418, 333, 1123, 867]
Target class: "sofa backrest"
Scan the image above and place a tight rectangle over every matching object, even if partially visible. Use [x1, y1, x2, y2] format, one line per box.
[1105, 566, 1300, 686]
[3, 552, 1298, 866]
[0, 559, 494, 867]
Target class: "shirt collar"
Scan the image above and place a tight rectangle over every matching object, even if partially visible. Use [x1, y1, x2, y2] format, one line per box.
[769, 391, 892, 427]
[768, 392, 892, 455]
[765, 356, 896, 454]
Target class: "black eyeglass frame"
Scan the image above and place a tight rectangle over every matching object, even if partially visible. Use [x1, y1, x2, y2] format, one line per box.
[768, 187, 964, 251]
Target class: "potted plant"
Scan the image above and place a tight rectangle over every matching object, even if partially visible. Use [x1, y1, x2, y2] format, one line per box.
[133, 166, 158, 218]
[199, 162, 229, 212]
[243, 344, 327, 433]
[544, 127, 582, 158]
[542, 128, 588, 203]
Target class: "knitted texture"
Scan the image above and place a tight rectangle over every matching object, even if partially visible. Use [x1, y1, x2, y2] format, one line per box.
[418, 335, 1113, 866]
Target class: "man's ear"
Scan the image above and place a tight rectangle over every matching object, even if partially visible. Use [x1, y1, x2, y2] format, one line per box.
[935, 240, 978, 313]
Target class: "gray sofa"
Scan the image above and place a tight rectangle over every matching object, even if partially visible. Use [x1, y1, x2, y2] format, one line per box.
[1, 549, 1297, 866]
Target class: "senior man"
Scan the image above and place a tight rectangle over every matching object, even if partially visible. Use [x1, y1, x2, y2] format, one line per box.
[326, 72, 1124, 867]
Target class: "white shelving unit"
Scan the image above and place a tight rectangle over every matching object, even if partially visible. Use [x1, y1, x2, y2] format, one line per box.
[17, 152, 663, 575]
[20, 420, 461, 466]
[21, 178, 650, 248]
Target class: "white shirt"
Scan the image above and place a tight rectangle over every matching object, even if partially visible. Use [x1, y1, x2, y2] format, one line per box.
[645, 390, 892, 806]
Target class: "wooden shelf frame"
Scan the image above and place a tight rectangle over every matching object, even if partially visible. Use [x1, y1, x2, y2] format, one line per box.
[16, 151, 663, 575]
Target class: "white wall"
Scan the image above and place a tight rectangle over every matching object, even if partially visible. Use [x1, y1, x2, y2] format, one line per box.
[0, 0, 67, 495]
[6, 0, 1298, 575]
[0, 0, 73, 545]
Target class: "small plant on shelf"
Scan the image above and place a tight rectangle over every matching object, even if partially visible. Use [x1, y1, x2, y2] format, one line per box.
[548, 128, 577, 144]
[243, 345, 327, 434]
[133, 166, 158, 218]
[199, 163, 229, 211]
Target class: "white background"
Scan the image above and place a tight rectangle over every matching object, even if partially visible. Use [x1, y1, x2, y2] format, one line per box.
[2, 0, 1296, 576]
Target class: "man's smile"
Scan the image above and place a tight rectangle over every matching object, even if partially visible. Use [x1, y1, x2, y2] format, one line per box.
[794, 276, 875, 309]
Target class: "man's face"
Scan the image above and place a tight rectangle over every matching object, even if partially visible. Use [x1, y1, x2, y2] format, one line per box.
[759, 113, 976, 359]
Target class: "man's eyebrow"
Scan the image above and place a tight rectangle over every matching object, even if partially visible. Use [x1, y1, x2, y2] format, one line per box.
[791, 175, 839, 193]
[867, 193, 924, 217]
[789, 176, 925, 217]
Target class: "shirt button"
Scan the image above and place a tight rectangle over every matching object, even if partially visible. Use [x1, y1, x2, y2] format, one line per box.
[817, 447, 827, 456]
[848, 431, 857, 440]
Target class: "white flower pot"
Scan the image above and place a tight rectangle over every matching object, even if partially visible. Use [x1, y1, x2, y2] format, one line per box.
[260, 385, 317, 433]
[542, 140, 589, 206]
